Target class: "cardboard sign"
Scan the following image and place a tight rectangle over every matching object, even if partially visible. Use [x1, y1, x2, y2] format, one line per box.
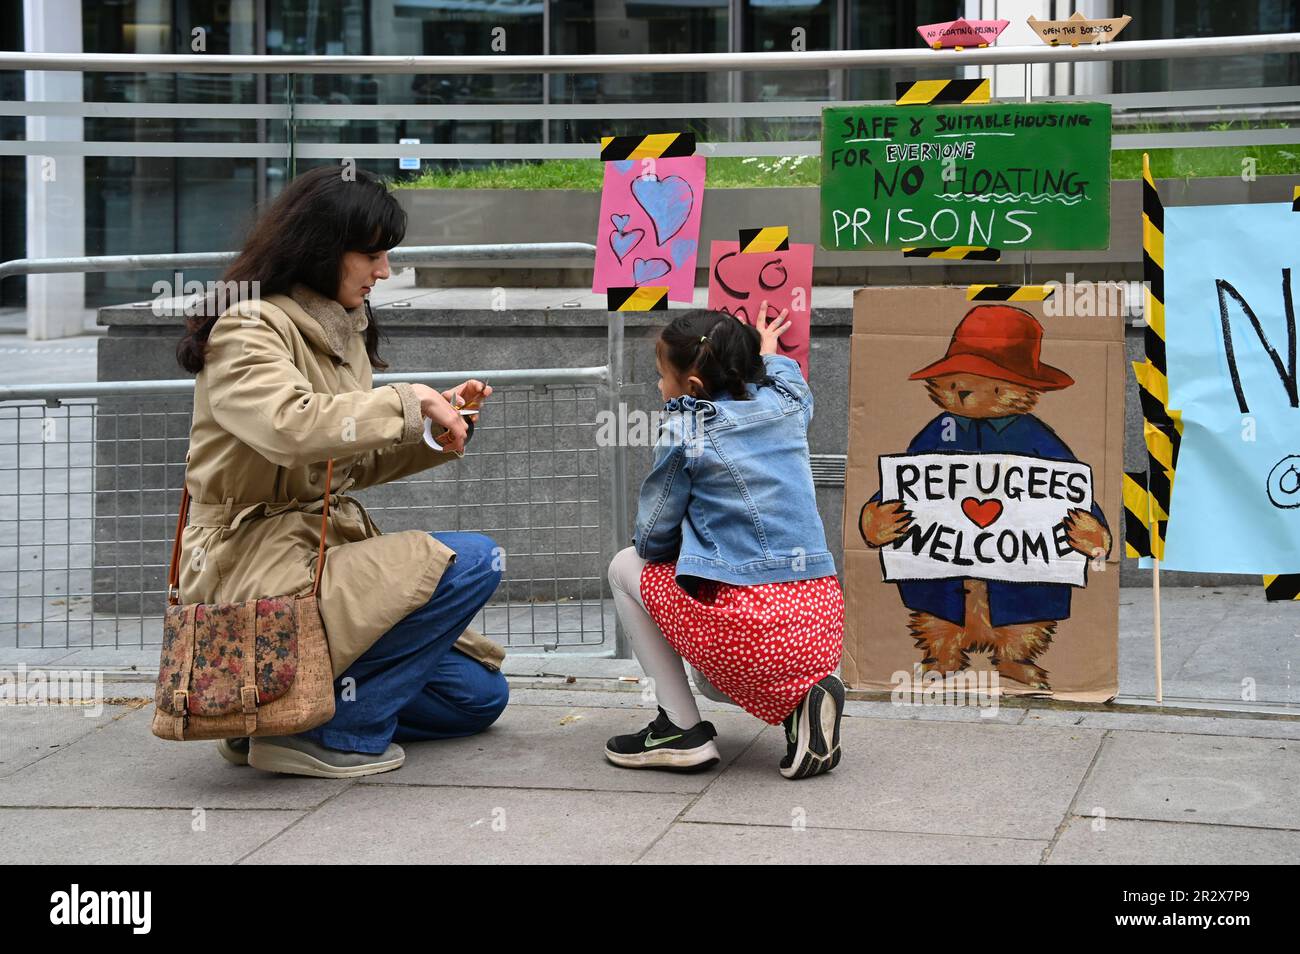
[1027, 13, 1131, 46]
[706, 239, 814, 378]
[592, 156, 706, 304]
[1157, 202, 1300, 573]
[843, 287, 1125, 702]
[820, 102, 1112, 251]
[916, 18, 1009, 48]
[878, 453, 1094, 586]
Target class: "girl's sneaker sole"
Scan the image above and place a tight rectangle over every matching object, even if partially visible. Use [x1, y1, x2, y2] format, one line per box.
[781, 674, 844, 780]
[604, 740, 721, 772]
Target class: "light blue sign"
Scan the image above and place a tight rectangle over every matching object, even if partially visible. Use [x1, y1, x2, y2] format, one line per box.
[1160, 202, 1300, 573]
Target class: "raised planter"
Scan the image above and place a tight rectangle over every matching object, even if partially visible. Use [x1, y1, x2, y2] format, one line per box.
[395, 176, 1296, 287]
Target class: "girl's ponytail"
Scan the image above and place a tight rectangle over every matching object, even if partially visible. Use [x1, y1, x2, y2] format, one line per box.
[660, 310, 767, 401]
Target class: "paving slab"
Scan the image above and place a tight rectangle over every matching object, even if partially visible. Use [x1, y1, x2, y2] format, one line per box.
[0, 807, 304, 864]
[242, 784, 689, 864]
[0, 706, 346, 810]
[1047, 816, 1300, 865]
[504, 686, 746, 714]
[638, 821, 1047, 864]
[0, 704, 123, 778]
[1025, 708, 1300, 740]
[1076, 731, 1300, 829]
[359, 703, 766, 795]
[685, 719, 1104, 841]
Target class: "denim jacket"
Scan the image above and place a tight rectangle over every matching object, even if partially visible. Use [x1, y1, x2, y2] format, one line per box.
[633, 353, 837, 585]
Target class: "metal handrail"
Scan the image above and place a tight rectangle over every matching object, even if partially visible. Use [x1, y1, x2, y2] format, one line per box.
[3, 85, 1298, 120]
[0, 243, 597, 281]
[2, 33, 1298, 74]
[0, 367, 611, 404]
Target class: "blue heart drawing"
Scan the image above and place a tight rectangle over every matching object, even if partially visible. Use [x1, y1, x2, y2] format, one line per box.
[613, 160, 634, 175]
[632, 174, 694, 246]
[610, 213, 631, 233]
[670, 237, 697, 268]
[633, 257, 671, 285]
[609, 226, 644, 263]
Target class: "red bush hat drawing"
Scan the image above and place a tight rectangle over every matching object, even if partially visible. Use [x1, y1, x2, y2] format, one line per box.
[908, 304, 1075, 391]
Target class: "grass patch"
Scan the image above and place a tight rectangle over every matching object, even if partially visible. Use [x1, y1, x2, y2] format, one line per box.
[396, 154, 822, 190]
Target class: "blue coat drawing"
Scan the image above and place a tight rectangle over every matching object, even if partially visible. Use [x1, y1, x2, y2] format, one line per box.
[874, 412, 1109, 627]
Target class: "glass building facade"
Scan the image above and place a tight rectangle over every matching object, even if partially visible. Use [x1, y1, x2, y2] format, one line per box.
[3, 0, 1299, 307]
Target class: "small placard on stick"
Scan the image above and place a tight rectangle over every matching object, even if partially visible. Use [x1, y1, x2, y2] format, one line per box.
[1027, 13, 1131, 47]
[915, 18, 1009, 49]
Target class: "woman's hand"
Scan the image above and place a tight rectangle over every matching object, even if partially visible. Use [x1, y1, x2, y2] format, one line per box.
[411, 383, 468, 454]
[749, 300, 792, 356]
[442, 379, 493, 416]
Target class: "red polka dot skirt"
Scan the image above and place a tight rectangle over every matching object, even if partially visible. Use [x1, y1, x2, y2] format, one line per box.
[639, 562, 845, 725]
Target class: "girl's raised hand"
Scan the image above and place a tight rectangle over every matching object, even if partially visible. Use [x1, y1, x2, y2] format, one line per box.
[750, 300, 791, 356]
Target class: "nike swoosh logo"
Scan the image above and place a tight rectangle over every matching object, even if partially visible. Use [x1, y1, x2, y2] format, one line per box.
[645, 732, 683, 748]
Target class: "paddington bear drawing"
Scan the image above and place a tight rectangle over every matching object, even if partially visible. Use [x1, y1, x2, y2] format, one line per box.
[858, 304, 1111, 691]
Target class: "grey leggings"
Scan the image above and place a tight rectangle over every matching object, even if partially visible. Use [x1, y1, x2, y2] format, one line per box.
[608, 547, 738, 729]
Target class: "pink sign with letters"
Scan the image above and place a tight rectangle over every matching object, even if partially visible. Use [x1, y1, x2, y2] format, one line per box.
[915, 18, 1009, 47]
[706, 240, 814, 379]
[592, 156, 706, 304]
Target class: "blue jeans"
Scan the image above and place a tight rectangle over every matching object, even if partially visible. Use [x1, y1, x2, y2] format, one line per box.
[298, 531, 509, 754]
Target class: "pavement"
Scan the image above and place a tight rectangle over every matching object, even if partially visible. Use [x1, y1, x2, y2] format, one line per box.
[2, 652, 1299, 865]
[3, 301, 1299, 864]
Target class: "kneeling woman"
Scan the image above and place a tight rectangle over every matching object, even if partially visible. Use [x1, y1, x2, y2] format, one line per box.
[174, 165, 508, 778]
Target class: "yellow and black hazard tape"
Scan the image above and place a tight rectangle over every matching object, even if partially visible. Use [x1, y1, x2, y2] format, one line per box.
[1123, 471, 1153, 559]
[1129, 152, 1183, 561]
[739, 227, 789, 253]
[607, 287, 667, 311]
[894, 78, 990, 106]
[904, 246, 1000, 261]
[965, 284, 1054, 302]
[1264, 574, 1300, 601]
[599, 133, 696, 162]
[1293, 185, 1299, 212]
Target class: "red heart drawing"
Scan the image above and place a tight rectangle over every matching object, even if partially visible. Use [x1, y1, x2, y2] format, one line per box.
[961, 497, 1003, 529]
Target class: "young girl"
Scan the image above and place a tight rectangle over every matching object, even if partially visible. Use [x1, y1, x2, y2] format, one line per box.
[605, 305, 846, 780]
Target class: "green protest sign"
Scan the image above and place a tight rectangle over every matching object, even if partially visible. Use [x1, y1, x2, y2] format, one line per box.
[820, 101, 1112, 251]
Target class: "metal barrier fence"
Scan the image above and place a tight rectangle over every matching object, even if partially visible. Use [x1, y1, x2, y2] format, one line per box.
[0, 368, 622, 656]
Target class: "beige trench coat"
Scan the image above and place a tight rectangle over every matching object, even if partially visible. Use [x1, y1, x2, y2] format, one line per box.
[179, 283, 462, 677]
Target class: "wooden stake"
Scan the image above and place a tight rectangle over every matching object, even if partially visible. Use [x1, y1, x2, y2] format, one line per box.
[1153, 557, 1164, 703]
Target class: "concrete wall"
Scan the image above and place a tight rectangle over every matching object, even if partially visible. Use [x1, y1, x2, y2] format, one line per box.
[98, 294, 1260, 592]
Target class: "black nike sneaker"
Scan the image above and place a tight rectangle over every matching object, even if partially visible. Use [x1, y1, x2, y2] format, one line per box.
[780, 674, 845, 780]
[605, 707, 721, 772]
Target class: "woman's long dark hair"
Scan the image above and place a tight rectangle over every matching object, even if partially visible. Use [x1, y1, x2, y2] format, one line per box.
[177, 164, 406, 373]
[659, 310, 766, 401]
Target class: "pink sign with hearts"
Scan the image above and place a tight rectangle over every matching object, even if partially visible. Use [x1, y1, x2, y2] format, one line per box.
[706, 239, 814, 379]
[592, 156, 706, 304]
